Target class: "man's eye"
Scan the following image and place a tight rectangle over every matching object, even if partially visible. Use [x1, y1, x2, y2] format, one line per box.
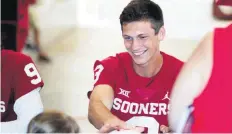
[140, 36, 147, 39]
[124, 36, 132, 40]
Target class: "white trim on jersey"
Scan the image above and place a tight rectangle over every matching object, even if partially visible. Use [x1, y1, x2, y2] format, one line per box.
[1, 87, 44, 133]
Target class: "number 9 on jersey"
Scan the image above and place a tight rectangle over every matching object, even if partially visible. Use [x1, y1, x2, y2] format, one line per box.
[24, 63, 42, 85]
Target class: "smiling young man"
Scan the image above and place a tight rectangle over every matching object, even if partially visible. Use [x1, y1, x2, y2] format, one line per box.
[87, 0, 183, 133]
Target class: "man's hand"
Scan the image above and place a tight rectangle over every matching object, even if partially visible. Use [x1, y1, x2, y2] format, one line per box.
[160, 125, 172, 133]
[98, 116, 144, 133]
[98, 116, 129, 133]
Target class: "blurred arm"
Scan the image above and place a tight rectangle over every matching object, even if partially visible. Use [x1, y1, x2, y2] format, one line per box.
[169, 32, 213, 132]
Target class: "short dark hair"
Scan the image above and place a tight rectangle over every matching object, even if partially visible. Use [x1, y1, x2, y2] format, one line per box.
[27, 111, 80, 133]
[119, 0, 164, 34]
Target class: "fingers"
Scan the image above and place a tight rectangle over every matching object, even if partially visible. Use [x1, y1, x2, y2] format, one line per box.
[98, 121, 145, 133]
[160, 125, 171, 133]
[119, 122, 145, 133]
[98, 124, 114, 133]
[118, 121, 132, 130]
[98, 122, 127, 133]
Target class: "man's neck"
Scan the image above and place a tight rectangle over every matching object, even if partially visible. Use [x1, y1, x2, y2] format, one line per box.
[133, 52, 163, 78]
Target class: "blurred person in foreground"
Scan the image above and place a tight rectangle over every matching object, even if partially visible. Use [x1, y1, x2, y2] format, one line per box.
[169, 23, 232, 133]
[27, 111, 79, 133]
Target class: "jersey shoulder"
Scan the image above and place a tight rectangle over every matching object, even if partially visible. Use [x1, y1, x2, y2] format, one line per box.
[2, 49, 34, 64]
[1, 50, 37, 76]
[94, 52, 131, 70]
[162, 51, 183, 71]
[161, 52, 184, 84]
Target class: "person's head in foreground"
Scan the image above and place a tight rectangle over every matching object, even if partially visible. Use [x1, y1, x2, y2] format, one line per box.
[27, 111, 80, 133]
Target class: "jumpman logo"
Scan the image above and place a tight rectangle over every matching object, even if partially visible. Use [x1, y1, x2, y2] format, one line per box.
[162, 91, 170, 100]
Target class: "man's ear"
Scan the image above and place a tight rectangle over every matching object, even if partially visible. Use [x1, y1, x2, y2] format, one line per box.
[158, 26, 165, 41]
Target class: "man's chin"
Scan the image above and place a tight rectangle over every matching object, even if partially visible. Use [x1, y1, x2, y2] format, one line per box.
[132, 59, 148, 66]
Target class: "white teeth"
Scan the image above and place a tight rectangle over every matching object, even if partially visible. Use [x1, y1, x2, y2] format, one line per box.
[133, 50, 147, 56]
[133, 51, 144, 56]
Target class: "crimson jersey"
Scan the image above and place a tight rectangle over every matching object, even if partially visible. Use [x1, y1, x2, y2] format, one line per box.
[89, 52, 183, 133]
[190, 24, 232, 132]
[1, 49, 44, 122]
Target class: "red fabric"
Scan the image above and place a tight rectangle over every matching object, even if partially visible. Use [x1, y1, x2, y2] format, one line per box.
[88, 52, 183, 133]
[192, 24, 232, 132]
[216, 0, 232, 6]
[17, 0, 36, 52]
[1, 50, 44, 122]
[29, 0, 36, 4]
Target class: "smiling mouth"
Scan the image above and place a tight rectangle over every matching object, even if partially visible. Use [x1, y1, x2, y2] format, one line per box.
[132, 49, 148, 56]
